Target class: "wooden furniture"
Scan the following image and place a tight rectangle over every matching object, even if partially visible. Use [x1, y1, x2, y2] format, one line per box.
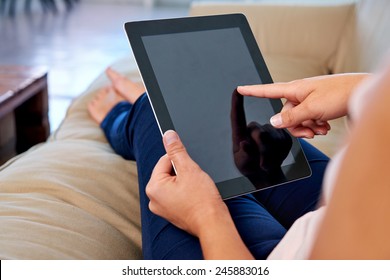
[0, 65, 50, 164]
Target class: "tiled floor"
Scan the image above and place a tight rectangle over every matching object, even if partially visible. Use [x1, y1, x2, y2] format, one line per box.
[0, 1, 189, 131]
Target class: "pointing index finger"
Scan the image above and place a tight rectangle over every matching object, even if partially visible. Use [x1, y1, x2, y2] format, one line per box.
[237, 82, 299, 100]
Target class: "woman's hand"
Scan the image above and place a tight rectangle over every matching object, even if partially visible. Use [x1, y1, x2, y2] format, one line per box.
[146, 130, 254, 259]
[146, 130, 228, 237]
[237, 74, 369, 138]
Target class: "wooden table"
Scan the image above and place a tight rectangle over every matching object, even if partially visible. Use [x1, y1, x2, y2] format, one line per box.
[0, 65, 50, 164]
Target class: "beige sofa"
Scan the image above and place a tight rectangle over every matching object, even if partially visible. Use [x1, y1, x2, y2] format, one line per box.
[0, 0, 389, 259]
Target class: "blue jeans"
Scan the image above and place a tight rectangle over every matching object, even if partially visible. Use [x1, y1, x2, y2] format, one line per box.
[101, 94, 329, 260]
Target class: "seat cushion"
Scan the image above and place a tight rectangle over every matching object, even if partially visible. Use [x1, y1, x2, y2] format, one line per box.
[0, 139, 142, 259]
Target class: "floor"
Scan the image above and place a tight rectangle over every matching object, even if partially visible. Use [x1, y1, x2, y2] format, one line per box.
[0, 1, 189, 131]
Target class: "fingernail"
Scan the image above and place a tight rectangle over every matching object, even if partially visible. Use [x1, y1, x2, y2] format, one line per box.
[270, 114, 283, 127]
[164, 130, 179, 146]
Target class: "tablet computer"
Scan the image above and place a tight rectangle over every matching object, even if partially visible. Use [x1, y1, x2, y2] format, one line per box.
[124, 14, 311, 200]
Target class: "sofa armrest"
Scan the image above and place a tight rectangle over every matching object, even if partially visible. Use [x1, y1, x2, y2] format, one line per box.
[190, 2, 355, 74]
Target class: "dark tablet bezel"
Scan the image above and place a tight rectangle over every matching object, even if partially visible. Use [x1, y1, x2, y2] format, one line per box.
[124, 14, 311, 199]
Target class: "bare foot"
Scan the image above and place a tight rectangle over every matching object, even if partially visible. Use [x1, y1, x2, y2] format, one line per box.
[88, 86, 126, 124]
[106, 67, 145, 103]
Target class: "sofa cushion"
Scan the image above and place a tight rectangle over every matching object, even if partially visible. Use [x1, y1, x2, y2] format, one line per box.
[0, 139, 142, 259]
[190, 2, 355, 73]
[265, 54, 330, 82]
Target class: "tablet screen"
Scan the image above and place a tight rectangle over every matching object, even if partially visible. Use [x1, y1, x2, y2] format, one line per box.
[142, 28, 296, 182]
[125, 14, 311, 199]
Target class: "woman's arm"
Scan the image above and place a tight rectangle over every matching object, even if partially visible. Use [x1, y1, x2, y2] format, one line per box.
[146, 130, 254, 259]
[310, 66, 390, 259]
